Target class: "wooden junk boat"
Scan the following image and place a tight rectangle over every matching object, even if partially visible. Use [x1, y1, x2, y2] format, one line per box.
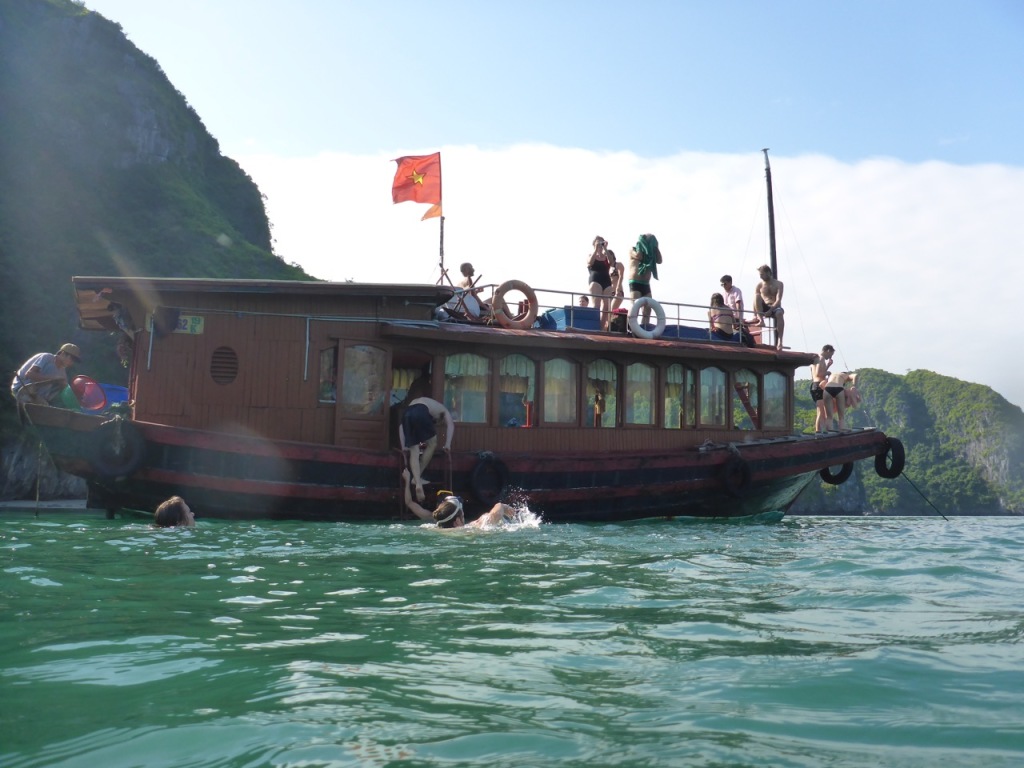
[23, 270, 906, 523]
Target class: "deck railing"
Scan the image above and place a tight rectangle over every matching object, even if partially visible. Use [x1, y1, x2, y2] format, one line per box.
[444, 283, 776, 348]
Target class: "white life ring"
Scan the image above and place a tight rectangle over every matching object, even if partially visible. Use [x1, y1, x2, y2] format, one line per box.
[492, 280, 539, 330]
[628, 297, 666, 339]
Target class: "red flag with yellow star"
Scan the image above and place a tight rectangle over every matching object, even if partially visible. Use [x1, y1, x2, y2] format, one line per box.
[392, 153, 442, 219]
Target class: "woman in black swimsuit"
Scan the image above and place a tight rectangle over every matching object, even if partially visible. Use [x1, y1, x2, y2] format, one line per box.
[587, 236, 613, 329]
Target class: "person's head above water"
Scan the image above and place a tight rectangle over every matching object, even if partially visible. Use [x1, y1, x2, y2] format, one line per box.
[154, 496, 195, 527]
[433, 495, 465, 528]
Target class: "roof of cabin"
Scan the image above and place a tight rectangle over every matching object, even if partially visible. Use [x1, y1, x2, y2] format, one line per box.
[70, 276, 455, 331]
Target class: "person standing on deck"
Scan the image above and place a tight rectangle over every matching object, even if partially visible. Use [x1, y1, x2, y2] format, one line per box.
[400, 397, 454, 502]
[824, 371, 857, 431]
[627, 233, 662, 328]
[609, 251, 625, 313]
[810, 345, 834, 433]
[752, 264, 785, 350]
[587, 236, 614, 330]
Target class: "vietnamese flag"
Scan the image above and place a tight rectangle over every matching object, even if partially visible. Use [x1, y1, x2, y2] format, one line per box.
[392, 153, 442, 218]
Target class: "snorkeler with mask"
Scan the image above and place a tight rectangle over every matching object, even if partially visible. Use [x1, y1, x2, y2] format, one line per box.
[400, 468, 517, 528]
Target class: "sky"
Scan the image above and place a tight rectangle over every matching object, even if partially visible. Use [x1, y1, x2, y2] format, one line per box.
[82, 0, 1024, 408]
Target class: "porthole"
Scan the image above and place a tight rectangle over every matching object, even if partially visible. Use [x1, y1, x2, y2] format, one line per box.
[210, 346, 239, 385]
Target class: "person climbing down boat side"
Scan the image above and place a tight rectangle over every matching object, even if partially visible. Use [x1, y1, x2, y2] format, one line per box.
[400, 397, 454, 502]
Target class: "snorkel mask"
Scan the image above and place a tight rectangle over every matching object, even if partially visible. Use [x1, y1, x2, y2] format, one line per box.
[434, 495, 463, 525]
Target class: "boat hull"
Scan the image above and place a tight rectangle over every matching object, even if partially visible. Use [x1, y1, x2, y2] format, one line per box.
[24, 404, 889, 523]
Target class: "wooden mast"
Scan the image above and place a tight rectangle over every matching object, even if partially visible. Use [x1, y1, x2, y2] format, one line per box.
[761, 148, 778, 279]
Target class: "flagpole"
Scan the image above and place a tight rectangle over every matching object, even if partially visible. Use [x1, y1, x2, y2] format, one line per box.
[437, 215, 446, 285]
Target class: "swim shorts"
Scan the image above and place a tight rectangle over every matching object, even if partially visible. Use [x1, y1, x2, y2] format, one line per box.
[402, 403, 436, 445]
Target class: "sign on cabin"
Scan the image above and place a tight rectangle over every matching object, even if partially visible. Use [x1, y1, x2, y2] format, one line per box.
[146, 313, 205, 335]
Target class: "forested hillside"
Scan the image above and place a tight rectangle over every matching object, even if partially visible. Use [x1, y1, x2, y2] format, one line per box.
[790, 369, 1024, 515]
[0, 0, 310, 402]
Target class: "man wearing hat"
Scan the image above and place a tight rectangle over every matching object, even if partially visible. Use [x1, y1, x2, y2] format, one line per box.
[11, 343, 82, 405]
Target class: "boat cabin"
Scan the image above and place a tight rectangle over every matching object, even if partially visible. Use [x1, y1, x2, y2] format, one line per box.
[71, 276, 814, 457]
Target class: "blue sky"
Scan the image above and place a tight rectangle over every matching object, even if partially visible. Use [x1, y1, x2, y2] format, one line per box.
[82, 1, 1024, 407]
[84, 1, 1024, 163]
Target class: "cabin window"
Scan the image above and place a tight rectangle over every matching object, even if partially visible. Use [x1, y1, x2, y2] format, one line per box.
[340, 345, 387, 416]
[210, 346, 239, 385]
[444, 353, 490, 423]
[734, 369, 760, 430]
[624, 363, 655, 426]
[391, 366, 424, 406]
[664, 364, 695, 429]
[699, 366, 727, 427]
[543, 358, 578, 424]
[499, 354, 535, 427]
[585, 359, 618, 428]
[763, 371, 787, 428]
[319, 348, 338, 403]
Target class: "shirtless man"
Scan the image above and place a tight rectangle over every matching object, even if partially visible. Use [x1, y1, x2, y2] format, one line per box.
[810, 344, 834, 432]
[455, 262, 490, 317]
[400, 396, 454, 502]
[753, 264, 785, 350]
[457, 262, 479, 291]
[628, 233, 662, 327]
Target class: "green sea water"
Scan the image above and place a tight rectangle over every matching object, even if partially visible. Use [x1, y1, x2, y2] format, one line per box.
[1, 510, 1022, 768]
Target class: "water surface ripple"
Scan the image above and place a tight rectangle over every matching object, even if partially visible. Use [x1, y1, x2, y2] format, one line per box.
[2, 513, 1022, 767]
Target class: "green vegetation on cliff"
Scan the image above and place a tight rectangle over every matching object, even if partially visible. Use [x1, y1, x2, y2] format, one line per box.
[0, 0, 311, 410]
[792, 369, 1024, 515]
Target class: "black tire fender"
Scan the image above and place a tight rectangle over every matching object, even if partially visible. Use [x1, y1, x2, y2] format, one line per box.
[720, 455, 752, 498]
[469, 453, 510, 505]
[875, 437, 905, 479]
[820, 462, 854, 485]
[90, 419, 145, 479]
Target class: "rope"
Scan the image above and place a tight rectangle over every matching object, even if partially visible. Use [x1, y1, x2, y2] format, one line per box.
[899, 470, 948, 521]
[446, 451, 453, 499]
[34, 440, 43, 518]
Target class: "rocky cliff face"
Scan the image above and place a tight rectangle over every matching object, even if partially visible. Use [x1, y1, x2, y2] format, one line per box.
[0, 0, 309, 501]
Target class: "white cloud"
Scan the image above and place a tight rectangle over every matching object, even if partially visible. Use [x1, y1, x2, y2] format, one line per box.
[237, 146, 1024, 409]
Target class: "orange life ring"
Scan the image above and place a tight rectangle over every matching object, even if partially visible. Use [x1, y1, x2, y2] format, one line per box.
[492, 280, 539, 330]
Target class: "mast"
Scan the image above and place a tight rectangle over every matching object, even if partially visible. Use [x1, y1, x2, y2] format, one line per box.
[436, 215, 446, 285]
[761, 148, 778, 279]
